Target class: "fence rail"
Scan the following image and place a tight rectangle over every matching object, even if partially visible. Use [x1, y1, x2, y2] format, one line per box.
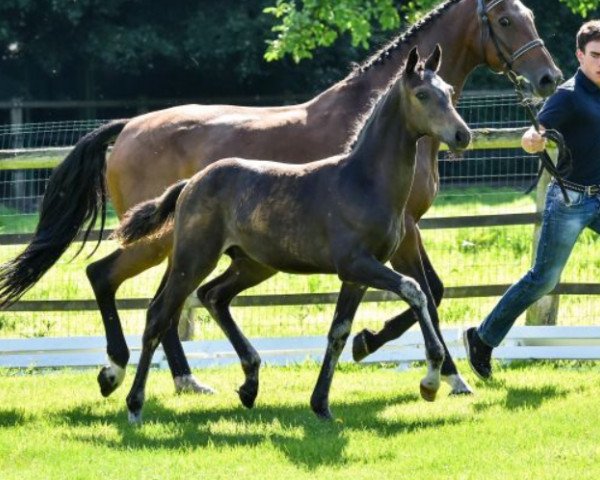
[2, 326, 599, 369]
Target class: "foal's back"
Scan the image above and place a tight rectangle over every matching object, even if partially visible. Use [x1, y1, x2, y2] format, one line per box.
[180, 155, 348, 274]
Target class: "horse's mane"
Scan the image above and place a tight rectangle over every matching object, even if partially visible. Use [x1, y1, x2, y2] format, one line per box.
[348, 0, 462, 79]
[344, 63, 427, 154]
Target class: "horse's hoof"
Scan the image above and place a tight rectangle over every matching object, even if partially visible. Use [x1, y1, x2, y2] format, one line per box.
[97, 366, 121, 398]
[237, 383, 258, 409]
[128, 409, 143, 425]
[449, 389, 474, 396]
[419, 381, 438, 402]
[443, 374, 474, 396]
[174, 374, 216, 395]
[352, 329, 372, 362]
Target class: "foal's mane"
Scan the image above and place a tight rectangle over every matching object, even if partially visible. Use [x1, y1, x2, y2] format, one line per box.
[344, 63, 427, 154]
[348, 0, 462, 79]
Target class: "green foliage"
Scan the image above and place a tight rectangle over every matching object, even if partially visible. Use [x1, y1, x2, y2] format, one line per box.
[264, 0, 600, 62]
[560, 0, 600, 16]
[2, 0, 600, 102]
[264, 0, 438, 62]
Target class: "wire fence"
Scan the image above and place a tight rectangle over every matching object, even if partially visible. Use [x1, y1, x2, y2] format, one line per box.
[0, 91, 598, 340]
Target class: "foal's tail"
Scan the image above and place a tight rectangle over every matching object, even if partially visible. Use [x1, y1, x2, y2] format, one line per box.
[114, 180, 189, 246]
[0, 119, 129, 308]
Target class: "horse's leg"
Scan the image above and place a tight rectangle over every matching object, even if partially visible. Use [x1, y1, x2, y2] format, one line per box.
[352, 227, 472, 394]
[197, 253, 276, 409]
[126, 240, 221, 424]
[150, 261, 215, 395]
[339, 253, 445, 402]
[87, 237, 208, 397]
[310, 282, 366, 420]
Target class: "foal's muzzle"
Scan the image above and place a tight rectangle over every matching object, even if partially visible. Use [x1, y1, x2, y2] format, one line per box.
[448, 128, 471, 152]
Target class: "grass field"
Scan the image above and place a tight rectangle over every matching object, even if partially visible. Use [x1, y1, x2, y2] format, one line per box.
[0, 361, 599, 479]
[1, 186, 600, 338]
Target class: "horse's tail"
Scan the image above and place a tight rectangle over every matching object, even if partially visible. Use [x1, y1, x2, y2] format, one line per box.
[114, 180, 189, 246]
[0, 119, 129, 308]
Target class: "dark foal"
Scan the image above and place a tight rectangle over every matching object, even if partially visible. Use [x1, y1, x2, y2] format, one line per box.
[115, 46, 471, 423]
[0, 0, 559, 399]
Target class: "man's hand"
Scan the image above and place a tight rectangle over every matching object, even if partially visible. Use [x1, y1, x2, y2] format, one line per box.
[521, 126, 547, 153]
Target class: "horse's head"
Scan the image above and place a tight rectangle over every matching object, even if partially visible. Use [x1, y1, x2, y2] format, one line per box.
[402, 46, 471, 152]
[477, 0, 562, 97]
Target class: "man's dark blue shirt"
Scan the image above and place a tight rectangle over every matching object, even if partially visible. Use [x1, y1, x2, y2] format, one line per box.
[538, 68, 600, 185]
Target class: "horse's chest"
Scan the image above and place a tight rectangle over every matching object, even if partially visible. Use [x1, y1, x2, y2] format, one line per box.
[359, 211, 405, 260]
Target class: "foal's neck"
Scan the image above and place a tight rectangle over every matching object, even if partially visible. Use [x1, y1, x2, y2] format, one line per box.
[343, 85, 420, 210]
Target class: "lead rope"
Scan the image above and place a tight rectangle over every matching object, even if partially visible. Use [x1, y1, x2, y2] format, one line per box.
[505, 70, 572, 204]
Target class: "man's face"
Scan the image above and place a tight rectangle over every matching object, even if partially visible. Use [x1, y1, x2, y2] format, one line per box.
[577, 39, 600, 86]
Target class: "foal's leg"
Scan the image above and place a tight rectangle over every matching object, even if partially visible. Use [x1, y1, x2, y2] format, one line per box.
[352, 227, 472, 395]
[197, 254, 276, 409]
[339, 253, 445, 401]
[126, 244, 221, 423]
[87, 238, 208, 397]
[311, 282, 366, 420]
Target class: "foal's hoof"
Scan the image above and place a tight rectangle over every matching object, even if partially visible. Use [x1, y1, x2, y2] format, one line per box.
[310, 396, 334, 421]
[128, 409, 143, 426]
[313, 408, 334, 422]
[311, 405, 334, 421]
[97, 366, 122, 398]
[419, 381, 439, 402]
[237, 382, 258, 409]
[352, 329, 373, 362]
[174, 374, 216, 395]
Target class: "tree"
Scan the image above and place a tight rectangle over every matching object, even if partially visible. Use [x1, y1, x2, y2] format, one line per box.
[264, 0, 600, 62]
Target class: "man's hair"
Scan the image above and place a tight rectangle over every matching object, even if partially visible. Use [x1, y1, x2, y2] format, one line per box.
[577, 20, 600, 51]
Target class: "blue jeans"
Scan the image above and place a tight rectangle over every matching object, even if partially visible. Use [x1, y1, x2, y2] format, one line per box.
[477, 182, 600, 347]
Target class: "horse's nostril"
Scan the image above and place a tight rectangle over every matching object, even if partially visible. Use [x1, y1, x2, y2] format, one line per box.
[539, 74, 554, 87]
[455, 129, 470, 146]
[538, 72, 562, 95]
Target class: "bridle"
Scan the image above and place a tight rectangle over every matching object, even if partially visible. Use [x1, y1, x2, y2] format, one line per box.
[477, 0, 545, 73]
[477, 0, 572, 202]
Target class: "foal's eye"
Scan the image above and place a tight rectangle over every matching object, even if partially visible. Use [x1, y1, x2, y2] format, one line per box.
[416, 92, 429, 101]
[499, 17, 511, 27]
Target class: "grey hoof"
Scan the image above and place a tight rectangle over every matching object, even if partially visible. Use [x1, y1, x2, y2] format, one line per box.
[174, 374, 216, 395]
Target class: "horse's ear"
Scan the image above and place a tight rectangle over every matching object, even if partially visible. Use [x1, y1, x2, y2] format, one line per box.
[424, 44, 442, 72]
[405, 47, 419, 74]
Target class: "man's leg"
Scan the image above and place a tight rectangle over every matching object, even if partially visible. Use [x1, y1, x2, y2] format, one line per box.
[466, 185, 595, 378]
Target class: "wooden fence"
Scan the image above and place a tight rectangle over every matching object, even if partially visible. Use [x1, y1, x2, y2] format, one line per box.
[0, 127, 588, 326]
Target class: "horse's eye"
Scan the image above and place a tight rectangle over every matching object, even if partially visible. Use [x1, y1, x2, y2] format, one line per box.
[416, 92, 428, 101]
[499, 17, 511, 27]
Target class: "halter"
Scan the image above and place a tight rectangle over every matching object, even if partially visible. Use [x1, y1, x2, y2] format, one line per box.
[477, 0, 572, 203]
[477, 0, 545, 71]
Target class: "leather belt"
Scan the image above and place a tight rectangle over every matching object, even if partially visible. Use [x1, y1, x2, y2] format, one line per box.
[559, 179, 600, 195]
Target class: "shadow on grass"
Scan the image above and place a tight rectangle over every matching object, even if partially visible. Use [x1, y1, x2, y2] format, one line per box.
[0, 408, 26, 427]
[51, 393, 463, 470]
[473, 379, 569, 413]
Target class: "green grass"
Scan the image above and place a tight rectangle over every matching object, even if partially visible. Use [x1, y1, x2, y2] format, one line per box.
[0, 362, 599, 479]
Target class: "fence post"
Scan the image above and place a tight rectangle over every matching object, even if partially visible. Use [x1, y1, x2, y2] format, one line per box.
[526, 149, 559, 326]
[10, 98, 26, 210]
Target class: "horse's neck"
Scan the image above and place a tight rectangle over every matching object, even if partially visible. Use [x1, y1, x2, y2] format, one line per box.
[311, 0, 481, 113]
[343, 87, 419, 210]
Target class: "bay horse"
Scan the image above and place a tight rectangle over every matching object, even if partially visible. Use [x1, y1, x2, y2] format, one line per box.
[0, 0, 560, 398]
[115, 46, 471, 422]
